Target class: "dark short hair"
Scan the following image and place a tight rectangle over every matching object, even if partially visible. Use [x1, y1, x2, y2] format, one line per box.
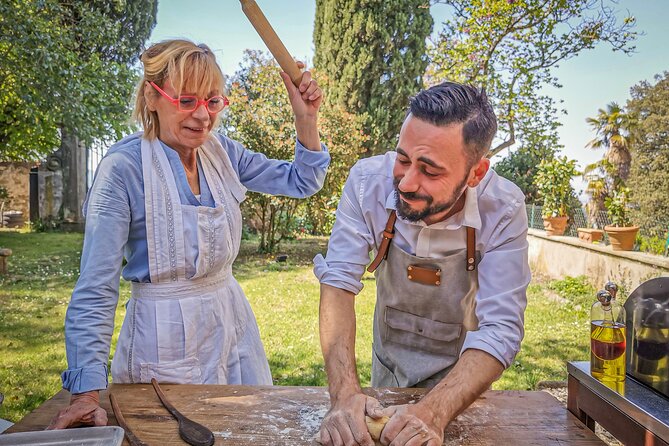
[408, 81, 497, 162]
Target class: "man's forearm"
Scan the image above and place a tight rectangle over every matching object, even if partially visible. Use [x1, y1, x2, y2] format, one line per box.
[419, 349, 504, 429]
[319, 284, 361, 403]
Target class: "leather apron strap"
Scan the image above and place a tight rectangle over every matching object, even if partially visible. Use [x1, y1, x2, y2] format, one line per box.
[466, 227, 476, 271]
[367, 210, 477, 273]
[367, 210, 397, 273]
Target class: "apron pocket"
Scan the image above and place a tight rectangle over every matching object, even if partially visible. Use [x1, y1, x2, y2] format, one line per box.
[383, 306, 461, 355]
[139, 357, 202, 384]
[371, 348, 400, 387]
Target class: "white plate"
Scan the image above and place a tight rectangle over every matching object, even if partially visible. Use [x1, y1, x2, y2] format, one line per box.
[0, 426, 124, 445]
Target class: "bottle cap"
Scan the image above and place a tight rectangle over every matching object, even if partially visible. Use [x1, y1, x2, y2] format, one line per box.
[597, 290, 612, 307]
[604, 281, 618, 299]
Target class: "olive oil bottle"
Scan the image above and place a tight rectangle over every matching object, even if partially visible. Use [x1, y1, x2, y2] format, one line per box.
[591, 287, 626, 383]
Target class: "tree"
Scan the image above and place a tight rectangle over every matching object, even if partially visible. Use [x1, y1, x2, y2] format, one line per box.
[2, 0, 156, 226]
[626, 72, 669, 236]
[493, 133, 558, 203]
[428, 0, 637, 158]
[305, 102, 368, 235]
[534, 155, 579, 218]
[586, 102, 635, 184]
[581, 161, 611, 226]
[0, 0, 157, 161]
[223, 51, 366, 252]
[224, 51, 297, 253]
[0, 185, 9, 228]
[583, 102, 635, 224]
[314, 0, 433, 155]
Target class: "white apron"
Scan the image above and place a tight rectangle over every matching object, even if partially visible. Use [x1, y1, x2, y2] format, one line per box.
[110, 136, 273, 385]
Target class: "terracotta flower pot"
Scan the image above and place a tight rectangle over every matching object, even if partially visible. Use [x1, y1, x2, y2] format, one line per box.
[543, 216, 569, 236]
[604, 225, 639, 251]
[577, 228, 604, 243]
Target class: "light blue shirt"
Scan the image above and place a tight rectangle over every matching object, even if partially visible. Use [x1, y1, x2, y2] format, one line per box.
[62, 132, 330, 393]
[314, 152, 530, 368]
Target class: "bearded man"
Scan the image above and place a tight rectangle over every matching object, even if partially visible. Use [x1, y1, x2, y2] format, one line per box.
[314, 81, 530, 446]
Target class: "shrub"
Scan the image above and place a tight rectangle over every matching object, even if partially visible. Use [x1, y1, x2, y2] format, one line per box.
[605, 187, 632, 227]
[534, 156, 579, 218]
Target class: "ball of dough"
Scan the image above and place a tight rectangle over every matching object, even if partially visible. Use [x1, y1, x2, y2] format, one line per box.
[365, 415, 390, 441]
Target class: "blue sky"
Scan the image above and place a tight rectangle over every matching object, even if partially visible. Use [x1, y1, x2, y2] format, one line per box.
[150, 0, 668, 196]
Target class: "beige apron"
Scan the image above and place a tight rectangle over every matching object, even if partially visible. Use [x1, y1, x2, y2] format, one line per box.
[369, 210, 480, 388]
[110, 136, 272, 385]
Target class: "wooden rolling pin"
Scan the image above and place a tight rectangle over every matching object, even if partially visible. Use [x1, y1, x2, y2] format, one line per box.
[239, 0, 302, 86]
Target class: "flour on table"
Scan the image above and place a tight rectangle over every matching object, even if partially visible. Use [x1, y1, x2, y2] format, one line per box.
[213, 430, 233, 438]
[297, 405, 329, 440]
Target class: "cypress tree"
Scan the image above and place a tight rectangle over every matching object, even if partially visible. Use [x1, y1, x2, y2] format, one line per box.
[314, 0, 432, 155]
[627, 72, 669, 237]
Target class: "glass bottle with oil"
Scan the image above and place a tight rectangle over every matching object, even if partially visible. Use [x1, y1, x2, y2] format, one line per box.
[631, 299, 669, 393]
[591, 289, 626, 383]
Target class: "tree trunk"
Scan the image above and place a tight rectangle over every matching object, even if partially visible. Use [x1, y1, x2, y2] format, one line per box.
[259, 200, 268, 252]
[58, 126, 87, 231]
[606, 143, 631, 184]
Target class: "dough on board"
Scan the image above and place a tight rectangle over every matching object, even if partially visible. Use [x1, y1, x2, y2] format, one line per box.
[365, 415, 390, 441]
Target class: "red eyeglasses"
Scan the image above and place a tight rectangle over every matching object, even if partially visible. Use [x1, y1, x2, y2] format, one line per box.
[149, 81, 229, 114]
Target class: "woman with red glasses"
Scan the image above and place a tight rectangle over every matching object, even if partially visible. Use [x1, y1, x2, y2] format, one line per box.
[49, 39, 330, 429]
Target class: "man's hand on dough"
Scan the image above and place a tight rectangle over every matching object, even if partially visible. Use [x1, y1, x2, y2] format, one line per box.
[319, 393, 380, 446]
[378, 403, 443, 446]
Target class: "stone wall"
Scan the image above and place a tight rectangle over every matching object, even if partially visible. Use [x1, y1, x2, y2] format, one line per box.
[528, 228, 669, 292]
[0, 162, 32, 223]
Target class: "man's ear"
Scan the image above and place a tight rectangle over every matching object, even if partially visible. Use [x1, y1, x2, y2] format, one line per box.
[467, 157, 490, 188]
[144, 82, 157, 112]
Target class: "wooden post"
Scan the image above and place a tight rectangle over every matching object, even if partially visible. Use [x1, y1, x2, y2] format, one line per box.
[0, 248, 12, 275]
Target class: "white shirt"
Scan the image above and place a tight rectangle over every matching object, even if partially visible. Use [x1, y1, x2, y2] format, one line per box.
[313, 152, 531, 368]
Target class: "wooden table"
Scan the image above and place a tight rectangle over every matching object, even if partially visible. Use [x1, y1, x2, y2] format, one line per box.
[568, 361, 669, 446]
[6, 385, 604, 445]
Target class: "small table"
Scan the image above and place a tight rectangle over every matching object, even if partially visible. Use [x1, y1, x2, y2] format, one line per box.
[568, 361, 669, 446]
[6, 385, 604, 445]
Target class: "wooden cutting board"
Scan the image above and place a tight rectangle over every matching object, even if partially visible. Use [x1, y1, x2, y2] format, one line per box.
[7, 385, 604, 445]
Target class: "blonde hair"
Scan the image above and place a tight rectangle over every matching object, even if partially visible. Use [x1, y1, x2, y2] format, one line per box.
[132, 39, 225, 140]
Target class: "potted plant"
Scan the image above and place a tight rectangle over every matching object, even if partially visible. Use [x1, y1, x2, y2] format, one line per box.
[577, 226, 605, 243]
[577, 204, 604, 243]
[604, 187, 639, 250]
[534, 156, 579, 236]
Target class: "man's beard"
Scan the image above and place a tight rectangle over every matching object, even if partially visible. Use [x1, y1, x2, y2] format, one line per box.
[393, 176, 468, 222]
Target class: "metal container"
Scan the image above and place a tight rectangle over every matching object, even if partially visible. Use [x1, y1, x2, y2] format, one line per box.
[624, 277, 669, 398]
[0, 426, 124, 445]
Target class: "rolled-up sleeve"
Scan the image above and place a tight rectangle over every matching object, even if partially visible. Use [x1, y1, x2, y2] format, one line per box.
[61, 154, 130, 393]
[460, 198, 530, 368]
[223, 134, 330, 198]
[313, 163, 374, 295]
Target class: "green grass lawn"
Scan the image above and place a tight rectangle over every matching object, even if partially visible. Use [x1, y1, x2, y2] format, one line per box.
[0, 231, 594, 423]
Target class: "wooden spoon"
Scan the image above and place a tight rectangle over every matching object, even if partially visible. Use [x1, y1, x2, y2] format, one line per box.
[109, 393, 150, 446]
[151, 378, 214, 446]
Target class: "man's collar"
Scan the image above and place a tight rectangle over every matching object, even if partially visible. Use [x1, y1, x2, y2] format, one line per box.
[385, 187, 482, 230]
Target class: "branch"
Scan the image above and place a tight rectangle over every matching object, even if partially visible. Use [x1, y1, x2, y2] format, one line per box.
[490, 134, 515, 158]
[489, 75, 519, 157]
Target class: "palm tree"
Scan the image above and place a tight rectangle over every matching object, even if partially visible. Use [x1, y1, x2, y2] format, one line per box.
[584, 102, 636, 225]
[586, 102, 635, 186]
[581, 164, 610, 227]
